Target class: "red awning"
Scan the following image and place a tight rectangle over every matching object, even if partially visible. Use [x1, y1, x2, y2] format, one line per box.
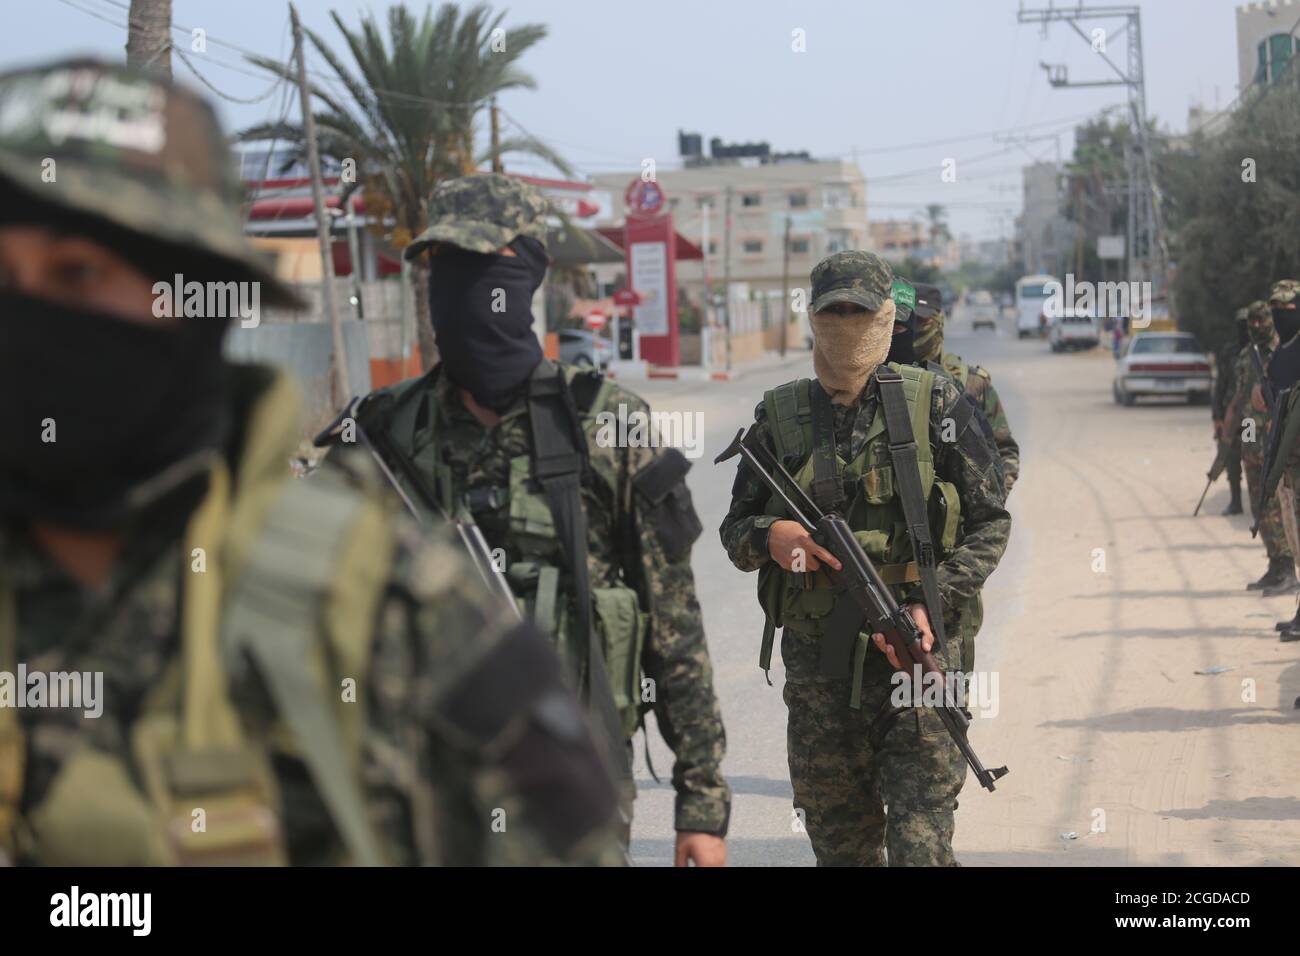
[246, 192, 365, 221]
[596, 226, 703, 261]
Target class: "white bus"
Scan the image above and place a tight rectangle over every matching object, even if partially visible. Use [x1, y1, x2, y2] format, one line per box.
[1015, 274, 1056, 338]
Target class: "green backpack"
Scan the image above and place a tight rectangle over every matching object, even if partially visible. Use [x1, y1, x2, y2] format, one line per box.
[753, 364, 972, 696]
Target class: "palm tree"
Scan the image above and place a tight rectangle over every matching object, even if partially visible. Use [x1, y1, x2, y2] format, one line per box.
[242, 3, 569, 370]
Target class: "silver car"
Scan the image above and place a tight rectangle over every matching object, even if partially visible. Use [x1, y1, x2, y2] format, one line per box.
[558, 328, 613, 368]
[1113, 332, 1212, 406]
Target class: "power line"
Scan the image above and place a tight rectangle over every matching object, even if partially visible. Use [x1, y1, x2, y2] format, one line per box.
[92, 0, 498, 111]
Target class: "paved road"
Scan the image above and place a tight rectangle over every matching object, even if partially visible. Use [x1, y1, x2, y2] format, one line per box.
[627, 310, 1300, 866]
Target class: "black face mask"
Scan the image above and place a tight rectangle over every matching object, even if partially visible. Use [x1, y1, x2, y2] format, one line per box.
[0, 291, 230, 531]
[428, 236, 548, 413]
[886, 319, 917, 366]
[1273, 305, 1300, 345]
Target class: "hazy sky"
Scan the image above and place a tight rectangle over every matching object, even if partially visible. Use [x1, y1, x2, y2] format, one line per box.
[7, 0, 1260, 239]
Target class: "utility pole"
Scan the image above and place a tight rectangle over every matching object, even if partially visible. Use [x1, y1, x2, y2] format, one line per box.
[722, 186, 733, 372]
[126, 0, 173, 78]
[290, 2, 350, 406]
[490, 96, 503, 173]
[1016, 3, 1169, 311]
[779, 214, 791, 358]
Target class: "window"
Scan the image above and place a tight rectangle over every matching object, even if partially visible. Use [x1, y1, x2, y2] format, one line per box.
[1130, 335, 1202, 355]
[827, 230, 852, 254]
[789, 192, 809, 208]
[707, 240, 718, 255]
[1258, 34, 1299, 84]
[824, 185, 853, 209]
[789, 238, 810, 255]
[741, 193, 762, 208]
[742, 239, 763, 254]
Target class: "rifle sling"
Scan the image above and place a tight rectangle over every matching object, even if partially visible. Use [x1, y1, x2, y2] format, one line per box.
[874, 368, 948, 654]
[526, 363, 632, 783]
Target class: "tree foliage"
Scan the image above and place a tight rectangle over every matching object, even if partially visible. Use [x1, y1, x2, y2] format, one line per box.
[1165, 77, 1300, 348]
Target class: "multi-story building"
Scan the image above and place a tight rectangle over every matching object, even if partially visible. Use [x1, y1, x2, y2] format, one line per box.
[591, 155, 868, 304]
[868, 219, 927, 264]
[1020, 161, 1069, 278]
[1237, 0, 1300, 93]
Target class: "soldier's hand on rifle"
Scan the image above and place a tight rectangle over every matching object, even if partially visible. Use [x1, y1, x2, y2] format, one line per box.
[872, 603, 934, 670]
[1213, 418, 1223, 441]
[1252, 384, 1268, 413]
[768, 519, 842, 573]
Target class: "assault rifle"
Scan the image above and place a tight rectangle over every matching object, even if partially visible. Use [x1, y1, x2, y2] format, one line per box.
[715, 428, 1009, 792]
[1193, 444, 1229, 518]
[313, 397, 521, 618]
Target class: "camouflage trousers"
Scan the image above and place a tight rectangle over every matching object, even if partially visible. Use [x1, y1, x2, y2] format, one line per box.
[1244, 451, 1291, 560]
[782, 638, 966, 867]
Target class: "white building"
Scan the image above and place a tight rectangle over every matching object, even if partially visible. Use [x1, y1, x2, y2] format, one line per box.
[1236, 0, 1300, 93]
[591, 158, 868, 303]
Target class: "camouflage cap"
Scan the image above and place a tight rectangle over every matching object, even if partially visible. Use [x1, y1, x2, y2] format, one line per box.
[810, 250, 892, 314]
[1269, 279, 1300, 306]
[1246, 299, 1273, 328]
[404, 172, 550, 260]
[0, 59, 300, 306]
[912, 282, 942, 318]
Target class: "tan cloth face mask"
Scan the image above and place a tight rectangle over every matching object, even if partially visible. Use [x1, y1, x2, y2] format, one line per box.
[810, 299, 896, 405]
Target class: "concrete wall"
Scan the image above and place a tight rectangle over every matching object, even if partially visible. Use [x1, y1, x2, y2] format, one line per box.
[226, 319, 372, 432]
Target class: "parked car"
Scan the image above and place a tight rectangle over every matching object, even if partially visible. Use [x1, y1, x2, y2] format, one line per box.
[1048, 309, 1100, 351]
[558, 328, 613, 368]
[1112, 332, 1212, 406]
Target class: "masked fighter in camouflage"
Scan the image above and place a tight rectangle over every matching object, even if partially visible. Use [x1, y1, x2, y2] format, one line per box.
[0, 59, 623, 866]
[1254, 280, 1300, 637]
[720, 251, 1010, 866]
[1211, 308, 1250, 516]
[343, 173, 730, 866]
[908, 284, 1020, 495]
[1227, 299, 1295, 596]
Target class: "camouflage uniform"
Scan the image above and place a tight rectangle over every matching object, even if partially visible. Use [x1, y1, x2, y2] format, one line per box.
[0, 60, 622, 866]
[362, 174, 730, 839]
[1212, 309, 1248, 512]
[912, 300, 1020, 494]
[720, 253, 1010, 866]
[1228, 302, 1290, 565]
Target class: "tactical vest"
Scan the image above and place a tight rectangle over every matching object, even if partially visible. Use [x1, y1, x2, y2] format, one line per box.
[0, 402, 393, 866]
[754, 364, 973, 683]
[361, 362, 646, 740]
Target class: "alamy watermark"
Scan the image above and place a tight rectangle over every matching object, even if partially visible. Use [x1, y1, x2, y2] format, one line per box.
[890, 665, 999, 719]
[595, 402, 705, 459]
[152, 274, 261, 328]
[1043, 274, 1153, 328]
[0, 665, 103, 718]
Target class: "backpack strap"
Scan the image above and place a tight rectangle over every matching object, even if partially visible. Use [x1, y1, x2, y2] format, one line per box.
[763, 379, 814, 463]
[526, 362, 632, 785]
[874, 365, 948, 654]
[222, 475, 388, 867]
[808, 383, 846, 513]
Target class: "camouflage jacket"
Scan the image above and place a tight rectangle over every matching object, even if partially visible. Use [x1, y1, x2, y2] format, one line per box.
[2, 366, 623, 866]
[1228, 343, 1273, 459]
[719, 372, 1010, 676]
[365, 364, 730, 836]
[1212, 340, 1241, 421]
[940, 352, 1020, 493]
